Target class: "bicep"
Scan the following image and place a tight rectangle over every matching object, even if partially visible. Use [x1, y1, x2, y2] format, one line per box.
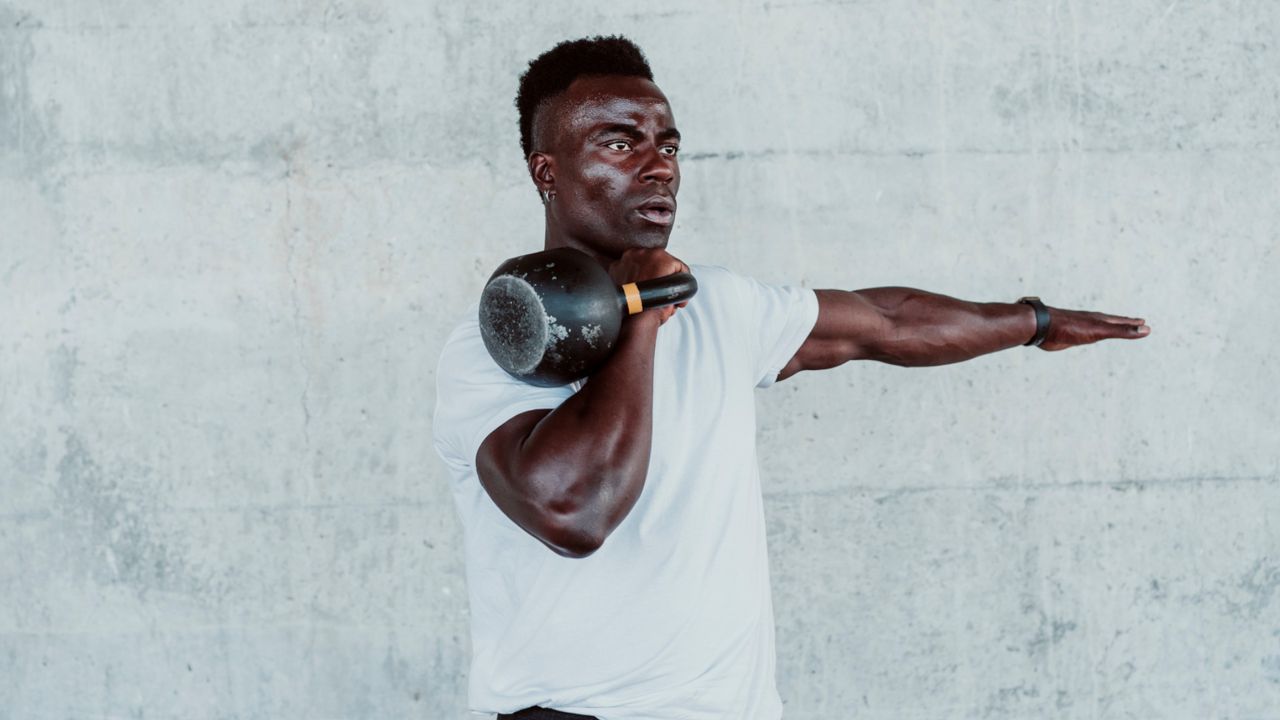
[474, 408, 554, 534]
[777, 289, 895, 380]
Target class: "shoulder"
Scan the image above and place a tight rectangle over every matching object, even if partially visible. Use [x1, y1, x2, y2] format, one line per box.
[433, 303, 574, 464]
[436, 303, 541, 393]
[437, 304, 485, 369]
[432, 306, 498, 453]
[434, 310, 490, 402]
[687, 263, 754, 305]
[689, 263, 742, 285]
[687, 263, 807, 314]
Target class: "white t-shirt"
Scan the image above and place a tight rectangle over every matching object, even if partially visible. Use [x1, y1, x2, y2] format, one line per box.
[433, 264, 819, 720]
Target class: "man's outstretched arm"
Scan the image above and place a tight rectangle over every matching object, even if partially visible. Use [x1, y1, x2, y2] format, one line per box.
[777, 287, 1150, 381]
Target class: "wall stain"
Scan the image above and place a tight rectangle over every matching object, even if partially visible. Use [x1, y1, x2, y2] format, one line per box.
[1185, 557, 1280, 622]
[1231, 557, 1280, 620]
[49, 343, 79, 405]
[0, 5, 61, 185]
[1262, 654, 1280, 685]
[53, 429, 208, 600]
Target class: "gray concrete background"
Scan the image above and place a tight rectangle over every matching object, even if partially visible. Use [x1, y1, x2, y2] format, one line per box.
[2, 1, 1277, 718]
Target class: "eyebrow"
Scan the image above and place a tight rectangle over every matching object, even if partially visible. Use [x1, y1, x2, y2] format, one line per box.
[591, 123, 682, 143]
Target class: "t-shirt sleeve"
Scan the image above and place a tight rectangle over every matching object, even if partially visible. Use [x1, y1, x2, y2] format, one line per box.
[733, 273, 820, 389]
[432, 319, 575, 474]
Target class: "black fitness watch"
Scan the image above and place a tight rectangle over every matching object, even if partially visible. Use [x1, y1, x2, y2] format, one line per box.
[1017, 296, 1051, 347]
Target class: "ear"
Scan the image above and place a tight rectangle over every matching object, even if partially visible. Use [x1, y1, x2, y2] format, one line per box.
[528, 152, 555, 194]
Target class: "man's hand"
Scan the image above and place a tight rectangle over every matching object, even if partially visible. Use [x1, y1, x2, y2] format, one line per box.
[1039, 308, 1151, 351]
[608, 248, 690, 325]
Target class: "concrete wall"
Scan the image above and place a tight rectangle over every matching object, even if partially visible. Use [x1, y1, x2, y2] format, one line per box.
[3, 1, 1277, 718]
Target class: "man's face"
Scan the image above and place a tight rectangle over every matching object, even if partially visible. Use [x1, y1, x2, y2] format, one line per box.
[535, 75, 681, 258]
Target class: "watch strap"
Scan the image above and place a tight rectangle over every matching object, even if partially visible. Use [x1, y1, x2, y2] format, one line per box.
[1018, 296, 1051, 347]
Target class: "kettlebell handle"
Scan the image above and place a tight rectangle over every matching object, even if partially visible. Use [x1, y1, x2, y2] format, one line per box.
[619, 272, 699, 315]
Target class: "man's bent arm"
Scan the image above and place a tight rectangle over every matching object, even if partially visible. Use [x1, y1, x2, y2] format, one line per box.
[778, 287, 1149, 379]
[476, 313, 661, 558]
[473, 249, 685, 559]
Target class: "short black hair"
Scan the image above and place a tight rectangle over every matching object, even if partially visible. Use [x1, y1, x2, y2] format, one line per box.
[515, 36, 655, 159]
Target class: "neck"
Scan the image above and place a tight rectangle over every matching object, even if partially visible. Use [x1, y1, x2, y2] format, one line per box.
[543, 222, 618, 268]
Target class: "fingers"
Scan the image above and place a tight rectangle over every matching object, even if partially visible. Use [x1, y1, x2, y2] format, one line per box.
[617, 248, 687, 277]
[1096, 317, 1151, 340]
[614, 250, 689, 325]
[1094, 312, 1146, 326]
[610, 249, 688, 287]
[1069, 309, 1150, 341]
[1041, 308, 1150, 350]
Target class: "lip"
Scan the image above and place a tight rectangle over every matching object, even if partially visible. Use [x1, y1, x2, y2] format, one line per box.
[635, 195, 676, 226]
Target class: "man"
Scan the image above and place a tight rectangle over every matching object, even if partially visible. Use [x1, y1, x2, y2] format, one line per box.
[433, 36, 1149, 720]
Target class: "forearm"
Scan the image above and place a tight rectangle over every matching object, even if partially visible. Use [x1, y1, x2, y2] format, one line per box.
[511, 313, 661, 554]
[845, 287, 1035, 367]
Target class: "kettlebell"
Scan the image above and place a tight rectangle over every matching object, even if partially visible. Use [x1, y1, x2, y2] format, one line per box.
[478, 247, 698, 387]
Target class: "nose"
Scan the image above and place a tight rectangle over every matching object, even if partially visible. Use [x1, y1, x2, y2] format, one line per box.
[639, 147, 676, 185]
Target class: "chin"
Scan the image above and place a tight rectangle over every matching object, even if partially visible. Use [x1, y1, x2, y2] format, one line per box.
[576, 228, 671, 260]
[620, 228, 672, 250]
[628, 236, 668, 250]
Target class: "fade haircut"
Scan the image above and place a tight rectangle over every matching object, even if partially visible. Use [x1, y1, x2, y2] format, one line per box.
[516, 36, 655, 159]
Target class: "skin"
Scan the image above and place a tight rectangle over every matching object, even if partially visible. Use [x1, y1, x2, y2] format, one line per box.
[477, 74, 1151, 558]
[529, 75, 683, 262]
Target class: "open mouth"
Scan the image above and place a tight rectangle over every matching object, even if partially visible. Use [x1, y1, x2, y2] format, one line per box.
[636, 198, 676, 226]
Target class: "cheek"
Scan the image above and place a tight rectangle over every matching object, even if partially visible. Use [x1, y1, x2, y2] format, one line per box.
[578, 166, 629, 205]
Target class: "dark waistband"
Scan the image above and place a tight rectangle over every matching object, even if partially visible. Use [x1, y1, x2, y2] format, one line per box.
[498, 707, 599, 720]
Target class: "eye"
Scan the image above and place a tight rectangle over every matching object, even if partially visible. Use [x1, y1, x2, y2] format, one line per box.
[660, 144, 680, 156]
[606, 141, 631, 152]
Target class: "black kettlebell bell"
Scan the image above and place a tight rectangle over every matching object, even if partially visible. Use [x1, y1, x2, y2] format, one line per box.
[478, 247, 698, 387]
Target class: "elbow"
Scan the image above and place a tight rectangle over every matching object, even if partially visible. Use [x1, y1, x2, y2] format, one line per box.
[547, 534, 604, 559]
[481, 448, 628, 559]
[515, 464, 640, 559]
[539, 516, 606, 558]
[528, 487, 611, 558]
